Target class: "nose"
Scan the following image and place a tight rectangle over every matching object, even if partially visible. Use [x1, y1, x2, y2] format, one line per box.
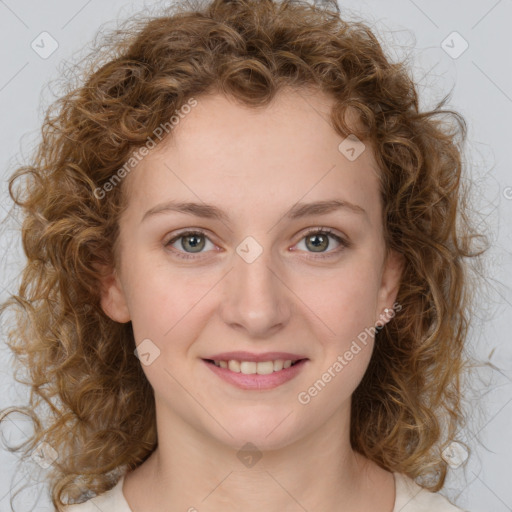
[219, 243, 292, 338]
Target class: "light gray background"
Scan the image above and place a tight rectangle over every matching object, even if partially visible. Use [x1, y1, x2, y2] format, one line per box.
[0, 0, 511, 510]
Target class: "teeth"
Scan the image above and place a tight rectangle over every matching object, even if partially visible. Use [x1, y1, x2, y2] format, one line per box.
[228, 360, 241, 372]
[212, 359, 299, 374]
[240, 361, 257, 374]
[256, 361, 274, 375]
[273, 360, 284, 371]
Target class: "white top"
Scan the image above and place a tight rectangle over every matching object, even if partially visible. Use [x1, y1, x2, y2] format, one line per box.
[62, 472, 467, 511]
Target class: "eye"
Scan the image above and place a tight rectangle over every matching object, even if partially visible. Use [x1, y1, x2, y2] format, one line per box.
[294, 227, 350, 259]
[165, 230, 216, 260]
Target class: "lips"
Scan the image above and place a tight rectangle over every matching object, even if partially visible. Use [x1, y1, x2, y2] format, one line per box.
[201, 351, 309, 390]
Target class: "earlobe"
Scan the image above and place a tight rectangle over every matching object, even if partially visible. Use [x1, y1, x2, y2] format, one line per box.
[97, 265, 131, 323]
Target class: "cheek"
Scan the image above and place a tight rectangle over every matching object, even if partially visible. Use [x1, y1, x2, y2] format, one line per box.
[297, 259, 382, 347]
[294, 266, 381, 410]
[125, 262, 217, 351]
[295, 346, 372, 424]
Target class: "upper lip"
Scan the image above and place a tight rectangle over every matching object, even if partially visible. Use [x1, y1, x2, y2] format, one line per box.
[203, 351, 308, 362]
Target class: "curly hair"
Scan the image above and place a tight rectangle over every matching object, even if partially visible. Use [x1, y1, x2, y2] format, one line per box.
[0, 0, 488, 509]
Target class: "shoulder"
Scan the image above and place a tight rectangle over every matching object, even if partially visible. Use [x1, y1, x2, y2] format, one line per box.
[60, 476, 130, 512]
[393, 473, 468, 512]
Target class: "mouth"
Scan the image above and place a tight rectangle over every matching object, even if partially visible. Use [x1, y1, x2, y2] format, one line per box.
[202, 356, 309, 390]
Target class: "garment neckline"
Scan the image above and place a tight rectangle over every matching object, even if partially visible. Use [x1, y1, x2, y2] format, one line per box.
[115, 471, 404, 512]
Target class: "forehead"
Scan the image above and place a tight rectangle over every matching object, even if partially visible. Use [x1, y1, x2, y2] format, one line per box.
[122, 88, 382, 227]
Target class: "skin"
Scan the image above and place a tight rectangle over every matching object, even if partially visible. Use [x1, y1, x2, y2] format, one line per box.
[99, 86, 404, 512]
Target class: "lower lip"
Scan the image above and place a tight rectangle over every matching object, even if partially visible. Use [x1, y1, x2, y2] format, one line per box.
[203, 359, 308, 390]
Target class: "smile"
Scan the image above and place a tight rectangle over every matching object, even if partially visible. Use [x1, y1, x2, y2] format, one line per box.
[203, 358, 308, 390]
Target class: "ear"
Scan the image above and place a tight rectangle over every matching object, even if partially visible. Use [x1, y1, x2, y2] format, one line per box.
[375, 249, 404, 327]
[96, 264, 131, 323]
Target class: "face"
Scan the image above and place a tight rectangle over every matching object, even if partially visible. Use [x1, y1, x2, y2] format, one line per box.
[100, 87, 403, 451]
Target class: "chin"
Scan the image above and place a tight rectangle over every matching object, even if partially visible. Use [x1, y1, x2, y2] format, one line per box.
[205, 407, 305, 453]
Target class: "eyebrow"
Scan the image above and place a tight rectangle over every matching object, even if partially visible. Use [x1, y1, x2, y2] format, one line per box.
[141, 198, 367, 224]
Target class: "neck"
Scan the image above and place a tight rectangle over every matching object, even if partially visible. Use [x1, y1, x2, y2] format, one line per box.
[123, 397, 394, 512]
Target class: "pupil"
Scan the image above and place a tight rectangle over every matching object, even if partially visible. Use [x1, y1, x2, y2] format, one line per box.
[308, 234, 327, 252]
[184, 234, 205, 252]
[308, 234, 329, 252]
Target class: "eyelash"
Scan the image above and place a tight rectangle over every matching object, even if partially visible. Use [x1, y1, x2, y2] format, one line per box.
[164, 227, 350, 261]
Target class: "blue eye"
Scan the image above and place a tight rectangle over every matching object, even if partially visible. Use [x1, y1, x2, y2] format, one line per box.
[165, 227, 350, 260]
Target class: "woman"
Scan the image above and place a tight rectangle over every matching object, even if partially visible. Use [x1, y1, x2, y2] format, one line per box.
[0, 0, 484, 510]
